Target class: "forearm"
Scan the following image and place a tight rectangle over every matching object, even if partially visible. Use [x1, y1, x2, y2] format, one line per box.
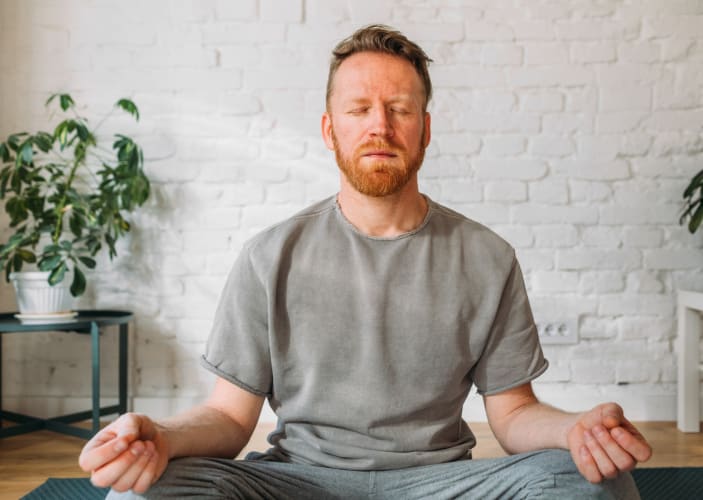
[490, 400, 580, 454]
[157, 404, 253, 460]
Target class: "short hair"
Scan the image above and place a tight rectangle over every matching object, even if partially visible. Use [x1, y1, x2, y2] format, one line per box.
[326, 24, 433, 111]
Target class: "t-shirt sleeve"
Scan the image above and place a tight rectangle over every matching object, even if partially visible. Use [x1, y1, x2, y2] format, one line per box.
[201, 244, 272, 396]
[471, 256, 548, 395]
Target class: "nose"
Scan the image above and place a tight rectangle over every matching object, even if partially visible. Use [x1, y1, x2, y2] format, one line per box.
[368, 107, 394, 138]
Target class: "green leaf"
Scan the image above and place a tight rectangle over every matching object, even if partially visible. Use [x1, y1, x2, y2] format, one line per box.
[70, 266, 86, 296]
[17, 249, 36, 263]
[689, 204, 703, 234]
[0, 142, 10, 162]
[78, 256, 96, 269]
[683, 169, 703, 199]
[116, 98, 140, 121]
[33, 132, 54, 152]
[17, 140, 33, 166]
[48, 261, 67, 285]
[46, 93, 74, 112]
[39, 254, 62, 271]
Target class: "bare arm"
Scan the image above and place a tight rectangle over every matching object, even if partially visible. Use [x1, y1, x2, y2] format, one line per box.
[484, 383, 652, 483]
[79, 377, 264, 493]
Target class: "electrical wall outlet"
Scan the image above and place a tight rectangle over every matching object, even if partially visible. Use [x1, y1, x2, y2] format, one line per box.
[536, 319, 579, 345]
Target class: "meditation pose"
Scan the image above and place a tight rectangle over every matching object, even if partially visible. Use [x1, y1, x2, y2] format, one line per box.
[79, 25, 651, 499]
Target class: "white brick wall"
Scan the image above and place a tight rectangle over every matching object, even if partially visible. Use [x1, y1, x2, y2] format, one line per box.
[1, 0, 702, 423]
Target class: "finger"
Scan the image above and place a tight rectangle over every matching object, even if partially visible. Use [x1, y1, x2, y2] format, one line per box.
[575, 444, 603, 484]
[611, 426, 653, 462]
[79, 433, 136, 472]
[132, 443, 160, 494]
[592, 425, 636, 471]
[600, 404, 625, 429]
[584, 429, 619, 479]
[111, 442, 153, 493]
[90, 441, 146, 489]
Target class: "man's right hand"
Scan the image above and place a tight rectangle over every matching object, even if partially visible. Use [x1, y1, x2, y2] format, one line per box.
[78, 413, 170, 494]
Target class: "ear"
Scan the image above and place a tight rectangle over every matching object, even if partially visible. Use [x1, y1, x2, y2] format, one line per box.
[423, 112, 431, 148]
[321, 112, 335, 151]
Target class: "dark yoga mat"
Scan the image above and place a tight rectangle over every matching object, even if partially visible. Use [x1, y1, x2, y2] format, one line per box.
[21, 468, 703, 499]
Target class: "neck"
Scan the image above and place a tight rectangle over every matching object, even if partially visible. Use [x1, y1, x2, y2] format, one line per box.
[337, 177, 428, 237]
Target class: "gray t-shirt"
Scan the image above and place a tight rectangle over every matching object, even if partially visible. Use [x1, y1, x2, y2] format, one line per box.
[202, 195, 548, 470]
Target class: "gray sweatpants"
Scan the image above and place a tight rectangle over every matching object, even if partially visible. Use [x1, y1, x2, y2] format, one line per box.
[108, 449, 640, 499]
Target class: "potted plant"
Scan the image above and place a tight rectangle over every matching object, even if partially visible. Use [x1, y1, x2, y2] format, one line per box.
[682, 169, 703, 233]
[0, 93, 150, 314]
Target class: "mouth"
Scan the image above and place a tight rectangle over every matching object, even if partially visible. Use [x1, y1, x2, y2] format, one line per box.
[362, 150, 398, 158]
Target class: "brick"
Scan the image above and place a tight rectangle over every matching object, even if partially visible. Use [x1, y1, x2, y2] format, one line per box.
[520, 91, 564, 112]
[464, 21, 514, 41]
[512, 206, 598, 225]
[202, 23, 286, 45]
[533, 225, 579, 247]
[482, 135, 526, 156]
[491, 225, 534, 248]
[508, 66, 594, 87]
[554, 19, 639, 41]
[306, 0, 348, 22]
[598, 294, 675, 316]
[449, 203, 510, 225]
[570, 361, 614, 384]
[435, 133, 481, 155]
[511, 21, 556, 40]
[459, 112, 540, 133]
[620, 133, 653, 156]
[599, 204, 679, 225]
[401, 23, 465, 42]
[432, 65, 506, 88]
[482, 44, 523, 66]
[528, 136, 575, 157]
[626, 270, 664, 293]
[532, 271, 579, 292]
[595, 111, 648, 133]
[438, 180, 482, 203]
[485, 181, 527, 202]
[261, 0, 302, 23]
[580, 316, 618, 340]
[643, 110, 703, 131]
[579, 135, 624, 161]
[579, 272, 625, 294]
[642, 15, 703, 38]
[473, 159, 547, 180]
[551, 159, 631, 181]
[600, 85, 652, 112]
[528, 180, 569, 204]
[215, 0, 257, 20]
[619, 317, 675, 341]
[557, 249, 641, 271]
[581, 227, 622, 248]
[616, 361, 656, 384]
[471, 90, 517, 112]
[515, 249, 555, 271]
[570, 42, 617, 63]
[537, 363, 571, 383]
[266, 181, 307, 204]
[623, 227, 663, 248]
[543, 113, 594, 134]
[644, 249, 702, 269]
[524, 43, 569, 65]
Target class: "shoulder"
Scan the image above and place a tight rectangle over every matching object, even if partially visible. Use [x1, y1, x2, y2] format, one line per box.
[240, 196, 337, 258]
[426, 198, 515, 262]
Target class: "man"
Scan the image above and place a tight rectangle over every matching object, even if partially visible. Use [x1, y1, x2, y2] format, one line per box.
[79, 25, 651, 499]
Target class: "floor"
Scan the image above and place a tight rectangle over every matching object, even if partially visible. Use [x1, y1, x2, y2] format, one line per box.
[1, 421, 702, 499]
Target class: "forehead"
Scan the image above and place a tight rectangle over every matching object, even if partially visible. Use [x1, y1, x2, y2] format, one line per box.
[331, 51, 424, 102]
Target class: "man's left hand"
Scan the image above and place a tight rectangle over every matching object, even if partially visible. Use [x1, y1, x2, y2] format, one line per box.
[567, 402, 652, 483]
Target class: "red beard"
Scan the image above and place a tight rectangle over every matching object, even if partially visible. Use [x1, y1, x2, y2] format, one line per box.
[332, 131, 426, 197]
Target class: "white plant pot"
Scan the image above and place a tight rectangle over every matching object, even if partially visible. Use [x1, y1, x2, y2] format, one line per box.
[9, 271, 73, 315]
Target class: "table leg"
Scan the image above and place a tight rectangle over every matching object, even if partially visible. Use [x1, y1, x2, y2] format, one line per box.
[678, 304, 701, 432]
[119, 323, 128, 414]
[91, 321, 100, 435]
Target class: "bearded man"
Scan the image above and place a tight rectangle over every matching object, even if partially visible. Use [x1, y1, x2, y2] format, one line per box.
[79, 25, 650, 499]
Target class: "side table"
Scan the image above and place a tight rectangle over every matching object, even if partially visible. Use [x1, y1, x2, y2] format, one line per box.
[678, 291, 703, 432]
[0, 310, 133, 439]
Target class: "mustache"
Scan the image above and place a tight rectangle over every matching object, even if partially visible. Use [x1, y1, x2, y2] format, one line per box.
[356, 140, 402, 156]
